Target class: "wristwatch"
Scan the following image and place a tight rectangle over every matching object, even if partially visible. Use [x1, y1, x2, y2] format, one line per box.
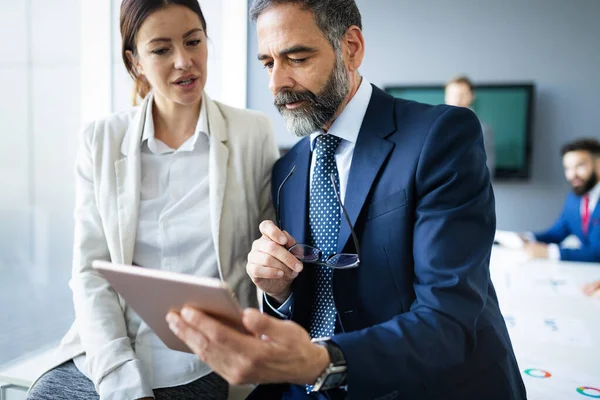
[310, 338, 348, 392]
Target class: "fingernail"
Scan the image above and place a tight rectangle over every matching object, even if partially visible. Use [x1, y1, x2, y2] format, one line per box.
[291, 271, 298, 278]
[276, 270, 284, 277]
[279, 235, 287, 244]
[295, 263, 303, 272]
[169, 322, 179, 335]
[166, 313, 175, 324]
[181, 307, 194, 321]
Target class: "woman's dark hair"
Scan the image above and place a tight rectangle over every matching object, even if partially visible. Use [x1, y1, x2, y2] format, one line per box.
[120, 0, 207, 104]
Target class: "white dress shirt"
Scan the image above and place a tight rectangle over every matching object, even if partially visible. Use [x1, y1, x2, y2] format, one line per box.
[266, 78, 373, 316]
[75, 97, 217, 391]
[531, 182, 600, 260]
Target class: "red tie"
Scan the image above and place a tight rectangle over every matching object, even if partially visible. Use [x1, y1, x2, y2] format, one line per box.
[582, 195, 590, 235]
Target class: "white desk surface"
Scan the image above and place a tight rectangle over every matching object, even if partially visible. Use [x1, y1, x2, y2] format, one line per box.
[490, 246, 600, 399]
[1, 246, 599, 397]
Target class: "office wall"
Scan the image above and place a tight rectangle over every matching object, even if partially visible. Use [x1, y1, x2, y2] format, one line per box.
[0, 0, 80, 278]
[0, 0, 80, 364]
[247, 0, 600, 231]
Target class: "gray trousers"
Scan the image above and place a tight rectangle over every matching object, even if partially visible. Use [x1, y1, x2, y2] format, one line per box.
[27, 361, 228, 400]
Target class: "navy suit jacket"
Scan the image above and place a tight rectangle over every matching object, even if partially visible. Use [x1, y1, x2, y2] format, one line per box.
[534, 192, 600, 262]
[250, 86, 526, 400]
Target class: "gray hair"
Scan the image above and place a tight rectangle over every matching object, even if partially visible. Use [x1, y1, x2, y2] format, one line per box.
[249, 0, 362, 50]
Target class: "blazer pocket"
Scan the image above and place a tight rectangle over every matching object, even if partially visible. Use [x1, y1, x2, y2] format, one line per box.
[367, 189, 407, 220]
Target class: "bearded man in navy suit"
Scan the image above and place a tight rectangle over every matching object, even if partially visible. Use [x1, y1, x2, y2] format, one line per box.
[522, 139, 600, 262]
[167, 1, 526, 399]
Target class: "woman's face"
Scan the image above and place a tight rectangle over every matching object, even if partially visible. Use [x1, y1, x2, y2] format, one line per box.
[128, 5, 207, 107]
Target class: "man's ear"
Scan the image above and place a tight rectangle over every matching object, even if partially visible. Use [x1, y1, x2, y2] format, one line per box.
[342, 26, 364, 72]
[594, 156, 600, 174]
[126, 49, 143, 76]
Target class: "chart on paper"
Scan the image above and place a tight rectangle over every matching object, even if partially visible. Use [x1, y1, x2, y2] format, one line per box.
[520, 359, 600, 400]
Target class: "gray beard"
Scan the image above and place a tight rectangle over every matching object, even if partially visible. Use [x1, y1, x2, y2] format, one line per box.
[275, 53, 349, 138]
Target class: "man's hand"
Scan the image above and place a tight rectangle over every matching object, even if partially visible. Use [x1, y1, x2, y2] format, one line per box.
[166, 308, 330, 386]
[582, 280, 600, 298]
[246, 220, 303, 303]
[523, 242, 549, 259]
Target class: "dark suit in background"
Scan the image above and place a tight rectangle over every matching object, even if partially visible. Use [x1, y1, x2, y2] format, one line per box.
[534, 192, 600, 262]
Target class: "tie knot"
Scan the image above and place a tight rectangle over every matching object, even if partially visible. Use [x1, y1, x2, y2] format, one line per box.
[314, 134, 342, 159]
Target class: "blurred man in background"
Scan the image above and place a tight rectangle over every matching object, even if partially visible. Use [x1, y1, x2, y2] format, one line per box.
[521, 138, 600, 262]
[445, 75, 495, 177]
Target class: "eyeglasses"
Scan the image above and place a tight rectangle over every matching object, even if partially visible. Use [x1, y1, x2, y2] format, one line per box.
[276, 165, 361, 269]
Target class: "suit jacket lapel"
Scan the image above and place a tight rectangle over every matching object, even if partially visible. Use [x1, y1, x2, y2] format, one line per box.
[586, 194, 600, 234]
[282, 139, 313, 329]
[284, 139, 311, 244]
[206, 94, 229, 280]
[114, 94, 150, 264]
[337, 86, 396, 253]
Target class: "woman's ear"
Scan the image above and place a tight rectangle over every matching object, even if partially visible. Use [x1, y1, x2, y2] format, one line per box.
[126, 49, 143, 76]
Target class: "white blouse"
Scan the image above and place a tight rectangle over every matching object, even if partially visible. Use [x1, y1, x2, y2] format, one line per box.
[75, 97, 218, 390]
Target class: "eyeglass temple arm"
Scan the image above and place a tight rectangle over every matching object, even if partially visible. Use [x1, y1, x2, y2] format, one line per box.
[330, 173, 361, 258]
[276, 165, 297, 228]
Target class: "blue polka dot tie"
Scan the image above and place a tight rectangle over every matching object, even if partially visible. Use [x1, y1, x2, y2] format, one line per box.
[309, 134, 342, 339]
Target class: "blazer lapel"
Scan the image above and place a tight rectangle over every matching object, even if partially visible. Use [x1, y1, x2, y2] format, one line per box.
[114, 94, 150, 264]
[586, 194, 600, 235]
[337, 87, 396, 253]
[206, 94, 229, 280]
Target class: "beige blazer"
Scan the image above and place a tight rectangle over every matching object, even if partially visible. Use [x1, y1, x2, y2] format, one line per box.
[33, 93, 279, 395]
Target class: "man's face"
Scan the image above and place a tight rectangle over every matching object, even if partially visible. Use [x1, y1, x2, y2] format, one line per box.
[563, 150, 599, 196]
[256, 4, 349, 137]
[444, 82, 474, 108]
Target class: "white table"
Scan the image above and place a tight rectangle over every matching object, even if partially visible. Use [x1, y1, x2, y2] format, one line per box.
[490, 246, 600, 399]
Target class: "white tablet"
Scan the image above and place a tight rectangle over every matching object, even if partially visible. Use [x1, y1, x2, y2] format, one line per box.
[92, 260, 247, 353]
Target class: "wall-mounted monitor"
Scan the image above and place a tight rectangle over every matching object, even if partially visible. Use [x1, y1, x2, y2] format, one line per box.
[384, 83, 535, 180]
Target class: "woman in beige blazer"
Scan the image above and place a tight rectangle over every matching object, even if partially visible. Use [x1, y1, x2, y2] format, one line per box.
[27, 1, 278, 399]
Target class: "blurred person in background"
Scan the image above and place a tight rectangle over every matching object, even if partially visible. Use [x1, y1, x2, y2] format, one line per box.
[519, 139, 600, 263]
[26, 0, 278, 399]
[445, 75, 495, 178]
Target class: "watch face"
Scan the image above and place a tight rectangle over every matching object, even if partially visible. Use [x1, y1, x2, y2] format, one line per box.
[323, 372, 346, 388]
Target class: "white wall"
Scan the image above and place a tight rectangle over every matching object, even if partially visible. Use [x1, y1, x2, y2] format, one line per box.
[0, 0, 81, 366]
[0, 0, 80, 278]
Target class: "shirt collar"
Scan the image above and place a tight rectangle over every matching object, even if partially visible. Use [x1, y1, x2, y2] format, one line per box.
[309, 77, 373, 151]
[142, 93, 209, 154]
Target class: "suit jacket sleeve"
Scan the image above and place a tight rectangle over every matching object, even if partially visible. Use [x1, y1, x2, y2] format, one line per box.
[70, 122, 152, 400]
[333, 107, 497, 397]
[534, 200, 572, 244]
[559, 241, 600, 262]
